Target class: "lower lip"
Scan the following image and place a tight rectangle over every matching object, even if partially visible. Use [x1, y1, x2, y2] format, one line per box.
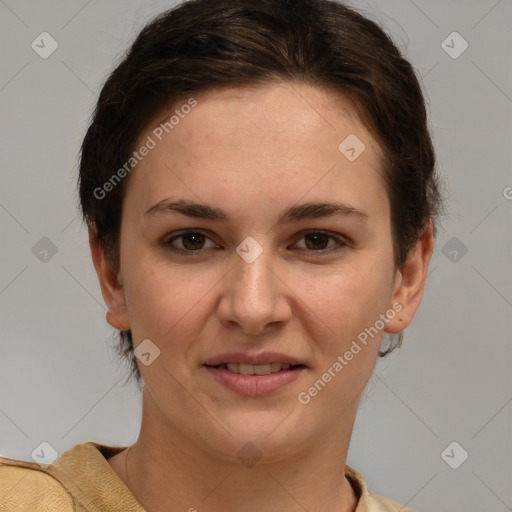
[204, 366, 306, 396]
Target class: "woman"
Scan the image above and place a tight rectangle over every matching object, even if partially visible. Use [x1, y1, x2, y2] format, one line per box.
[0, 0, 442, 510]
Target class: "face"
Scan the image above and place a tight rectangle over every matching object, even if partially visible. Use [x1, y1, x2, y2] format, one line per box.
[92, 82, 430, 463]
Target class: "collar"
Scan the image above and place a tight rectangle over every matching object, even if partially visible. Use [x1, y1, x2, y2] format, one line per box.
[46, 442, 144, 511]
[46, 442, 375, 512]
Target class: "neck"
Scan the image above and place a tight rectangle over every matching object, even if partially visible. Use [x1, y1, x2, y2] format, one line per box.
[112, 388, 360, 512]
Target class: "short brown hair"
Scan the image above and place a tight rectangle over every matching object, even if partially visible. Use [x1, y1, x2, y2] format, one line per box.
[78, 0, 443, 385]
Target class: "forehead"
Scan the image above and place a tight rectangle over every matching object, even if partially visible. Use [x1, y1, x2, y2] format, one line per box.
[148, 82, 379, 152]
[124, 82, 388, 223]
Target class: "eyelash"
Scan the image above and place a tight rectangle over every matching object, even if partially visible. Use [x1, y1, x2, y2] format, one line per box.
[163, 229, 349, 256]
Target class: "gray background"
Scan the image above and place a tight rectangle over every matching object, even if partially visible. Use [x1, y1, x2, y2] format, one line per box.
[1, 1, 511, 511]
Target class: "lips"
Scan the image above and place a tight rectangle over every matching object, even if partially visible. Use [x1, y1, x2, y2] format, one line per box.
[204, 365, 306, 396]
[202, 351, 307, 396]
[209, 362, 306, 375]
[203, 351, 306, 367]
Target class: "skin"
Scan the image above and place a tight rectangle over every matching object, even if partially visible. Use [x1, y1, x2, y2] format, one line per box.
[90, 81, 433, 512]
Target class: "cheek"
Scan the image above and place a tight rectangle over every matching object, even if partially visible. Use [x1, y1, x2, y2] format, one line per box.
[121, 229, 394, 361]
[124, 257, 392, 336]
[122, 256, 213, 345]
[123, 265, 217, 392]
[308, 263, 392, 343]
[297, 270, 390, 409]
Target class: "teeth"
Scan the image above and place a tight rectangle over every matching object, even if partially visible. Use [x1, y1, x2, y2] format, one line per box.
[239, 363, 254, 375]
[270, 362, 282, 372]
[254, 364, 271, 375]
[219, 363, 294, 375]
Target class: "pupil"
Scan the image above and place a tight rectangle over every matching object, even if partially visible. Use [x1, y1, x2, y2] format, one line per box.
[183, 233, 204, 250]
[180, 233, 328, 251]
[305, 233, 328, 250]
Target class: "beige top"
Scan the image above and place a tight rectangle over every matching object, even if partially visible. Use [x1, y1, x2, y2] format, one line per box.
[0, 442, 413, 511]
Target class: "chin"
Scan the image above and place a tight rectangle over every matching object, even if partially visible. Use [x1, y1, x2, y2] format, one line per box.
[196, 410, 305, 464]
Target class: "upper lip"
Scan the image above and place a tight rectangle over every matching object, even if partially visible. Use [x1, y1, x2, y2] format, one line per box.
[203, 351, 306, 367]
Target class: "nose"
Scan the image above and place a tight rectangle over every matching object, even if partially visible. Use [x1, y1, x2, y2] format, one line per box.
[217, 240, 291, 336]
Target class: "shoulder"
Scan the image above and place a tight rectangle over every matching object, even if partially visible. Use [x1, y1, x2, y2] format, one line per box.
[0, 456, 76, 511]
[366, 492, 415, 512]
[345, 464, 415, 512]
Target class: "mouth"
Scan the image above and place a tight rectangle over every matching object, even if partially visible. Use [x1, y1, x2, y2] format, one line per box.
[202, 354, 308, 396]
[204, 362, 307, 375]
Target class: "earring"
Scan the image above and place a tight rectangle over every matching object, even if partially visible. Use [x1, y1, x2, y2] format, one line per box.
[379, 331, 404, 357]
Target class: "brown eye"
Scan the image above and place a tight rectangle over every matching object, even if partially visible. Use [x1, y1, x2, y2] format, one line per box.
[180, 232, 206, 250]
[165, 230, 217, 254]
[163, 229, 347, 256]
[304, 232, 330, 251]
[294, 231, 347, 253]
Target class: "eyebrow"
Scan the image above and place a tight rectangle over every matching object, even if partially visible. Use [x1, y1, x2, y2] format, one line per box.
[144, 198, 368, 224]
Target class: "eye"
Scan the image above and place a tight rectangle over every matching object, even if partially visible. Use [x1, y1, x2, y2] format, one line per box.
[292, 231, 347, 253]
[163, 229, 347, 256]
[164, 230, 219, 254]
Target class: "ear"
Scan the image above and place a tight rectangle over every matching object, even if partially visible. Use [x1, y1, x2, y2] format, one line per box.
[385, 221, 434, 334]
[89, 224, 131, 331]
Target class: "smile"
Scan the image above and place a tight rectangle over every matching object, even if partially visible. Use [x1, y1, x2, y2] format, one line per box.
[209, 363, 304, 375]
[203, 364, 307, 396]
